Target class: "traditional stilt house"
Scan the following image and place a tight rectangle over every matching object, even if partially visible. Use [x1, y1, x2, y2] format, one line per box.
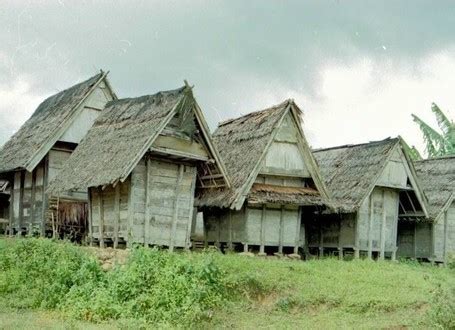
[48, 84, 230, 249]
[197, 100, 331, 256]
[311, 138, 429, 260]
[0, 71, 116, 237]
[396, 156, 455, 263]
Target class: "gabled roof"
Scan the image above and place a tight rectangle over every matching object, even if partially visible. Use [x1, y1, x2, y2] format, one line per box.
[197, 100, 330, 210]
[48, 85, 230, 194]
[414, 156, 455, 221]
[313, 137, 428, 214]
[0, 71, 114, 173]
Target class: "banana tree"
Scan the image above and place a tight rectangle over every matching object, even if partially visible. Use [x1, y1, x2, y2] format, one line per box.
[412, 103, 455, 158]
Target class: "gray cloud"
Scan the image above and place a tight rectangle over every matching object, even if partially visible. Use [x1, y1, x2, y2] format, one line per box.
[1, 0, 455, 151]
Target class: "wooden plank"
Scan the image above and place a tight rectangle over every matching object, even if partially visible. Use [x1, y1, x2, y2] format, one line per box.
[88, 188, 93, 246]
[367, 194, 374, 259]
[19, 171, 24, 234]
[144, 158, 151, 245]
[98, 187, 105, 248]
[185, 169, 197, 250]
[294, 207, 302, 254]
[114, 184, 120, 249]
[169, 164, 184, 251]
[8, 177, 14, 236]
[42, 156, 49, 236]
[278, 206, 284, 254]
[443, 209, 448, 263]
[380, 190, 386, 260]
[259, 205, 266, 254]
[30, 169, 36, 230]
[354, 212, 360, 259]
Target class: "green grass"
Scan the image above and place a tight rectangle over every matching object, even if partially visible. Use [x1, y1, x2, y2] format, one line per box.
[1, 238, 454, 329]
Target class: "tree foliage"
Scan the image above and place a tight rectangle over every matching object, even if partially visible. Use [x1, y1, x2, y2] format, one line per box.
[412, 103, 455, 158]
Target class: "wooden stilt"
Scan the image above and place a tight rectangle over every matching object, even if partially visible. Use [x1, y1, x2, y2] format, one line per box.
[278, 206, 284, 254]
[380, 191, 386, 260]
[259, 205, 266, 255]
[99, 187, 105, 248]
[113, 184, 120, 249]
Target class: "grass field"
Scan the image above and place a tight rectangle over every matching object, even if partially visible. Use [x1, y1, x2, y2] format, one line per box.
[0, 238, 454, 329]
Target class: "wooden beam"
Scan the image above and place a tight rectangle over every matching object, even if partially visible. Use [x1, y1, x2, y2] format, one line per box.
[200, 174, 224, 180]
[367, 194, 374, 259]
[98, 187, 104, 248]
[295, 207, 302, 254]
[405, 191, 417, 213]
[144, 158, 151, 246]
[8, 177, 14, 236]
[278, 206, 284, 254]
[185, 169, 197, 250]
[259, 205, 266, 254]
[114, 184, 120, 249]
[150, 146, 209, 162]
[169, 164, 184, 251]
[19, 171, 24, 234]
[30, 169, 36, 233]
[87, 188, 93, 246]
[42, 155, 49, 236]
[354, 213, 360, 259]
[127, 178, 133, 247]
[380, 191, 386, 260]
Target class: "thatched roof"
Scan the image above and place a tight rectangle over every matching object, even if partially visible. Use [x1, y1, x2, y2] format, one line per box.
[248, 183, 326, 206]
[314, 138, 400, 212]
[0, 72, 108, 173]
[197, 100, 330, 210]
[48, 85, 229, 194]
[414, 156, 455, 220]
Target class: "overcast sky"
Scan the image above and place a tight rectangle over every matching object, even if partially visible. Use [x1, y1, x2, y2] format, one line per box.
[1, 1, 455, 155]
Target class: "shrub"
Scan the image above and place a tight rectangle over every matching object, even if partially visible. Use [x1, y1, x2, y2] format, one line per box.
[428, 285, 455, 329]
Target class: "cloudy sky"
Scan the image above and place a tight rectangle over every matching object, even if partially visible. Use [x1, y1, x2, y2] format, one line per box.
[1, 1, 455, 155]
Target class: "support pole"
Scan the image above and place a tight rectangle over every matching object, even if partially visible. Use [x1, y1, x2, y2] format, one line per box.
[98, 187, 104, 248]
[114, 184, 120, 249]
[278, 206, 284, 254]
[367, 195, 374, 259]
[259, 205, 266, 255]
[169, 164, 184, 252]
[380, 191, 386, 260]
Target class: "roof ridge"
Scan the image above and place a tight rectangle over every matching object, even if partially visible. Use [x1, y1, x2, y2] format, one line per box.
[313, 137, 398, 153]
[415, 154, 455, 162]
[217, 99, 291, 128]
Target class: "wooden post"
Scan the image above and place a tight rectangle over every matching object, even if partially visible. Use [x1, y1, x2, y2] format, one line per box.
[30, 170, 36, 234]
[19, 171, 24, 235]
[127, 179, 133, 248]
[319, 221, 324, 257]
[88, 188, 93, 246]
[338, 218, 343, 260]
[144, 158, 151, 246]
[278, 206, 284, 254]
[294, 207, 302, 255]
[169, 164, 184, 251]
[228, 211, 233, 251]
[354, 213, 360, 259]
[98, 188, 105, 248]
[380, 191, 386, 260]
[259, 205, 266, 255]
[413, 222, 417, 259]
[367, 195, 374, 259]
[443, 210, 449, 263]
[8, 177, 14, 237]
[114, 184, 120, 249]
[42, 156, 49, 236]
[185, 172, 197, 250]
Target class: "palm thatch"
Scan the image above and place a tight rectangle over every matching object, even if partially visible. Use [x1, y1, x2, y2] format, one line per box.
[48, 85, 229, 194]
[414, 156, 455, 220]
[0, 72, 106, 173]
[313, 138, 400, 212]
[197, 100, 329, 209]
[48, 87, 188, 193]
[248, 183, 326, 206]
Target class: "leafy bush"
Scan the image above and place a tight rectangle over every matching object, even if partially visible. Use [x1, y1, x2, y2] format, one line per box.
[0, 239, 229, 326]
[0, 238, 102, 309]
[63, 247, 226, 324]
